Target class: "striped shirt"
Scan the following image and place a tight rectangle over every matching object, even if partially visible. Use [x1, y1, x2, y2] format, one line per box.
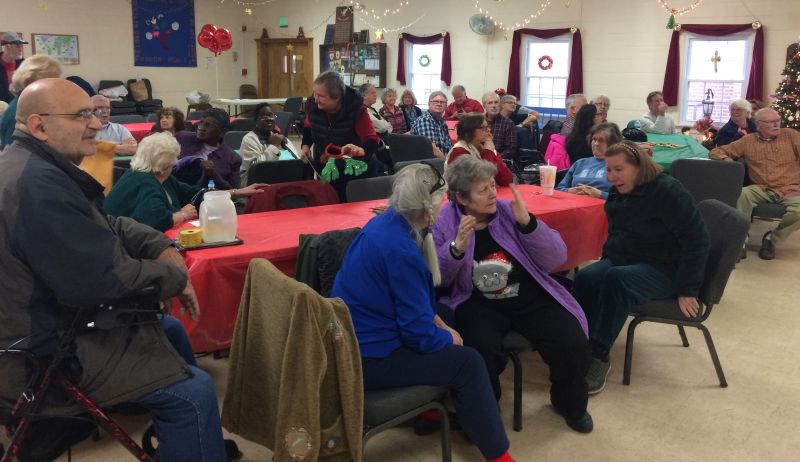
[709, 128, 800, 197]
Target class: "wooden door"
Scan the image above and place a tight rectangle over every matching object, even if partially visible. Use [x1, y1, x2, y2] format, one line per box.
[256, 38, 313, 99]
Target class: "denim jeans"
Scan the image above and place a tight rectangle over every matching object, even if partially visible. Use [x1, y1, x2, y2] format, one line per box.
[134, 316, 223, 461]
[159, 315, 197, 366]
[134, 366, 226, 462]
[573, 259, 676, 352]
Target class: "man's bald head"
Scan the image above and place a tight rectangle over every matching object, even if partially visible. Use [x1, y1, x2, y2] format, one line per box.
[16, 78, 101, 164]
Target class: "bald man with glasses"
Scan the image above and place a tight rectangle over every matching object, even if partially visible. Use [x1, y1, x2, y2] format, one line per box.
[0, 79, 232, 461]
[710, 108, 800, 260]
[410, 90, 451, 159]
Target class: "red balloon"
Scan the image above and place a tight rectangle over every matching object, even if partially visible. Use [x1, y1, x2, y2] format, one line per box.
[208, 41, 222, 55]
[213, 28, 232, 47]
[201, 24, 217, 35]
[197, 31, 214, 49]
[219, 40, 232, 52]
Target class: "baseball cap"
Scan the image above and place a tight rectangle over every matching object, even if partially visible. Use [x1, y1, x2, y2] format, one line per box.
[1, 32, 28, 45]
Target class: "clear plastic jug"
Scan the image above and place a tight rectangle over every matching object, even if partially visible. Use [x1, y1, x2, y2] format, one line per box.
[199, 190, 237, 243]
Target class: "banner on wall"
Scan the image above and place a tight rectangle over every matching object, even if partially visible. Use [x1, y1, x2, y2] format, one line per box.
[132, 0, 196, 67]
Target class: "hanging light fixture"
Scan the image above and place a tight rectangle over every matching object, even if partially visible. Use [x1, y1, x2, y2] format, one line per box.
[702, 88, 715, 117]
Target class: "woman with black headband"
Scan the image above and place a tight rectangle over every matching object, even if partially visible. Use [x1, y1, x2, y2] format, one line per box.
[573, 140, 709, 395]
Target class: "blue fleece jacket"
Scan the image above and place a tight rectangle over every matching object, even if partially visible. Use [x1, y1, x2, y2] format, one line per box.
[556, 156, 611, 199]
[331, 208, 452, 359]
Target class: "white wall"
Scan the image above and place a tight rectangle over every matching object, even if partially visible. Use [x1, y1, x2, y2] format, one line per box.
[4, 0, 799, 125]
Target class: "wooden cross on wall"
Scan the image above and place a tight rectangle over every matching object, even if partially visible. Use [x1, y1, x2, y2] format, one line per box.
[710, 50, 721, 72]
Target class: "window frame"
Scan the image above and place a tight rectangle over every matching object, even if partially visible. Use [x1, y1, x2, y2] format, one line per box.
[406, 40, 445, 110]
[680, 31, 754, 125]
[521, 35, 572, 109]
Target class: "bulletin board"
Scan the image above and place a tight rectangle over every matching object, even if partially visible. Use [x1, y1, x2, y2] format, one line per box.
[319, 42, 387, 88]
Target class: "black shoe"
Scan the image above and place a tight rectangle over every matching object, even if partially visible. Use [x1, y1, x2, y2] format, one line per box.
[560, 410, 594, 433]
[759, 232, 775, 260]
[225, 439, 242, 461]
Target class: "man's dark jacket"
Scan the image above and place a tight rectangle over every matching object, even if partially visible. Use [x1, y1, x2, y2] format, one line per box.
[0, 131, 191, 414]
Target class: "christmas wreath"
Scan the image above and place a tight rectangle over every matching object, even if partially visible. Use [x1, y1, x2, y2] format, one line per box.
[418, 54, 431, 67]
[538, 55, 553, 71]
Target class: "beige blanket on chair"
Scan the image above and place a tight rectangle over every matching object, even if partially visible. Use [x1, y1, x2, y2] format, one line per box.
[222, 258, 363, 462]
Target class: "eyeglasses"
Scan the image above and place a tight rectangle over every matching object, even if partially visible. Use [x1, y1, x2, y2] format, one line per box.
[429, 99, 447, 105]
[420, 161, 446, 194]
[39, 108, 103, 121]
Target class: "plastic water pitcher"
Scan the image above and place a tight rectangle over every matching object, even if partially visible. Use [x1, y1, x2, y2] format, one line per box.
[199, 190, 237, 243]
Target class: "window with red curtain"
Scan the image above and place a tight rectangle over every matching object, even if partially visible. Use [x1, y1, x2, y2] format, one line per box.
[396, 32, 451, 91]
[506, 28, 583, 107]
[661, 23, 764, 110]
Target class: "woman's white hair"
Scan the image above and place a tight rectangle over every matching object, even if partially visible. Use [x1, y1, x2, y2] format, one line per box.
[730, 98, 752, 114]
[130, 132, 180, 176]
[11, 54, 62, 94]
[389, 163, 446, 285]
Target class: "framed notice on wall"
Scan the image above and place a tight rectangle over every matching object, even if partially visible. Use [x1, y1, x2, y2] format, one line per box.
[334, 7, 354, 44]
[31, 33, 80, 65]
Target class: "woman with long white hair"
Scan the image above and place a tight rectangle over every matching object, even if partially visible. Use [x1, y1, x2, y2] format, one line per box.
[331, 163, 518, 462]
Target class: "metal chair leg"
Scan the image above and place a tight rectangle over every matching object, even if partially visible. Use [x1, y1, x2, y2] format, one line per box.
[440, 404, 452, 462]
[509, 350, 523, 431]
[697, 324, 728, 387]
[677, 325, 690, 347]
[623, 317, 644, 385]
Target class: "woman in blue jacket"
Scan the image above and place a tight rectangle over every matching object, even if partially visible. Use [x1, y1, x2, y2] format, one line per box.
[556, 123, 622, 199]
[331, 164, 517, 462]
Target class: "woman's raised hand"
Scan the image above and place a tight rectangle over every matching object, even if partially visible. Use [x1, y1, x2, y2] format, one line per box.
[453, 215, 476, 254]
[510, 184, 531, 226]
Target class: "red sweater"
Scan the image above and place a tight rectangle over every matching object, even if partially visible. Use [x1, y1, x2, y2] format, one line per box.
[447, 146, 513, 186]
[444, 98, 485, 120]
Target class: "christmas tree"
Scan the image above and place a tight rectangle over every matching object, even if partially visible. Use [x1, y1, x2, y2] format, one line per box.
[773, 41, 800, 130]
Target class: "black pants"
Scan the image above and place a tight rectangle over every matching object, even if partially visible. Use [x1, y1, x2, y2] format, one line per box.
[455, 295, 590, 420]
[362, 345, 509, 459]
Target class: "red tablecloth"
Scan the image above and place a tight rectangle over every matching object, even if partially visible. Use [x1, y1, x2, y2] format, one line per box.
[446, 120, 458, 144]
[166, 184, 608, 352]
[124, 123, 153, 142]
[123, 118, 239, 143]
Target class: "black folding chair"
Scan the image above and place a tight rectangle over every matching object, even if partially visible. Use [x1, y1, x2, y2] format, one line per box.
[246, 159, 306, 186]
[623, 199, 749, 388]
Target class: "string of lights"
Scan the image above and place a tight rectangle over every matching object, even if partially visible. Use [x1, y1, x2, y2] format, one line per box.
[219, 0, 279, 6]
[656, 0, 704, 16]
[259, 1, 346, 38]
[351, 5, 431, 33]
[472, 0, 553, 32]
[348, 1, 412, 21]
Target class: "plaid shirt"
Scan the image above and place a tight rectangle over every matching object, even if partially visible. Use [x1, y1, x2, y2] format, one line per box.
[488, 114, 517, 159]
[411, 110, 453, 153]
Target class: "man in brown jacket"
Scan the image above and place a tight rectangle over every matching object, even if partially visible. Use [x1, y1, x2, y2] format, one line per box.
[709, 107, 800, 260]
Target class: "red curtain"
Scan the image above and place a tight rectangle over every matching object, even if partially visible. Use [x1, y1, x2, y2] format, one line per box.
[661, 24, 764, 106]
[506, 28, 583, 99]
[396, 32, 452, 86]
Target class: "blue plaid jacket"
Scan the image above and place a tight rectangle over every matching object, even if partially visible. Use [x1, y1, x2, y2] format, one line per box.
[411, 111, 453, 153]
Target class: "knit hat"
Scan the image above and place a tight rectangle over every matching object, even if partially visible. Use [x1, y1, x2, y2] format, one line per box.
[203, 108, 231, 133]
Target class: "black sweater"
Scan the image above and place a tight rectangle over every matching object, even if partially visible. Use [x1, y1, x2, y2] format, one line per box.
[603, 173, 709, 296]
